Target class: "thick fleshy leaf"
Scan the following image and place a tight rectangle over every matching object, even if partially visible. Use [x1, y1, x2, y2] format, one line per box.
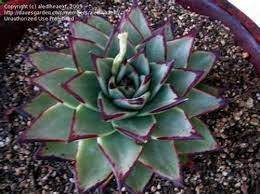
[37, 141, 78, 160]
[118, 14, 143, 45]
[145, 33, 166, 63]
[108, 76, 125, 99]
[150, 61, 175, 98]
[187, 51, 216, 81]
[167, 33, 195, 68]
[152, 108, 198, 140]
[153, 21, 174, 41]
[63, 71, 100, 111]
[113, 92, 150, 110]
[139, 140, 180, 181]
[175, 118, 218, 153]
[32, 68, 79, 108]
[125, 162, 153, 193]
[23, 93, 56, 117]
[128, 70, 140, 89]
[87, 16, 113, 35]
[76, 139, 112, 192]
[128, 52, 150, 75]
[139, 84, 186, 116]
[133, 75, 151, 98]
[105, 30, 135, 58]
[97, 132, 142, 186]
[69, 105, 114, 141]
[29, 51, 75, 73]
[167, 69, 202, 96]
[23, 103, 74, 141]
[98, 93, 137, 121]
[112, 115, 156, 142]
[71, 20, 109, 48]
[128, 5, 151, 38]
[179, 88, 225, 118]
[92, 56, 113, 95]
[196, 83, 223, 97]
[70, 38, 103, 71]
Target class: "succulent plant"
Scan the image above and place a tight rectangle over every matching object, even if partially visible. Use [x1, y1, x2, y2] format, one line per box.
[20, 2, 225, 193]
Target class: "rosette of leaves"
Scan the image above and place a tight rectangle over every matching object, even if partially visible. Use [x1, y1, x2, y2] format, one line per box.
[21, 3, 225, 193]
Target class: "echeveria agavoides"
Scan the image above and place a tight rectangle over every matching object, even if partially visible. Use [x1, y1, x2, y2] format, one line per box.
[21, 2, 225, 193]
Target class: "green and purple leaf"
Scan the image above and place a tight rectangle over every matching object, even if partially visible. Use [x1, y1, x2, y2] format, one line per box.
[175, 118, 219, 153]
[23, 93, 56, 117]
[139, 84, 187, 116]
[112, 115, 156, 142]
[70, 37, 103, 71]
[113, 92, 150, 110]
[139, 140, 181, 183]
[70, 20, 109, 48]
[97, 132, 143, 187]
[152, 108, 200, 140]
[91, 55, 114, 95]
[32, 68, 79, 108]
[167, 68, 203, 96]
[63, 71, 100, 111]
[98, 93, 137, 121]
[69, 105, 114, 141]
[36, 141, 78, 161]
[167, 31, 195, 68]
[22, 103, 74, 142]
[125, 162, 153, 194]
[150, 61, 175, 98]
[128, 5, 151, 38]
[179, 88, 225, 118]
[29, 51, 75, 73]
[128, 51, 150, 75]
[75, 139, 112, 192]
[86, 16, 113, 35]
[187, 51, 217, 81]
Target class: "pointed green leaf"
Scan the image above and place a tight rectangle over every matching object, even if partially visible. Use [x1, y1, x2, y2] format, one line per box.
[125, 162, 153, 193]
[133, 75, 151, 98]
[87, 16, 113, 35]
[139, 84, 186, 116]
[64, 71, 100, 111]
[128, 52, 150, 75]
[187, 51, 216, 80]
[119, 16, 143, 45]
[39, 141, 78, 160]
[153, 22, 174, 41]
[70, 105, 114, 141]
[178, 88, 224, 117]
[167, 69, 201, 96]
[196, 83, 222, 97]
[71, 38, 103, 71]
[112, 115, 156, 142]
[108, 76, 125, 99]
[175, 118, 218, 153]
[92, 57, 113, 95]
[33, 68, 79, 108]
[29, 51, 75, 72]
[152, 108, 196, 140]
[128, 6, 151, 38]
[97, 132, 142, 184]
[139, 140, 180, 181]
[25, 104, 74, 141]
[150, 61, 174, 98]
[167, 35, 194, 68]
[98, 93, 137, 121]
[76, 139, 112, 192]
[145, 34, 166, 63]
[24, 93, 56, 117]
[71, 21, 109, 48]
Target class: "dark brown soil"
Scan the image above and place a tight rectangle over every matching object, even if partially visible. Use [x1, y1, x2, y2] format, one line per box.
[0, 0, 259, 194]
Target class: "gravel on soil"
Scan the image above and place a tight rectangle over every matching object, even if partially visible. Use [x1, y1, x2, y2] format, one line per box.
[0, 0, 259, 193]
